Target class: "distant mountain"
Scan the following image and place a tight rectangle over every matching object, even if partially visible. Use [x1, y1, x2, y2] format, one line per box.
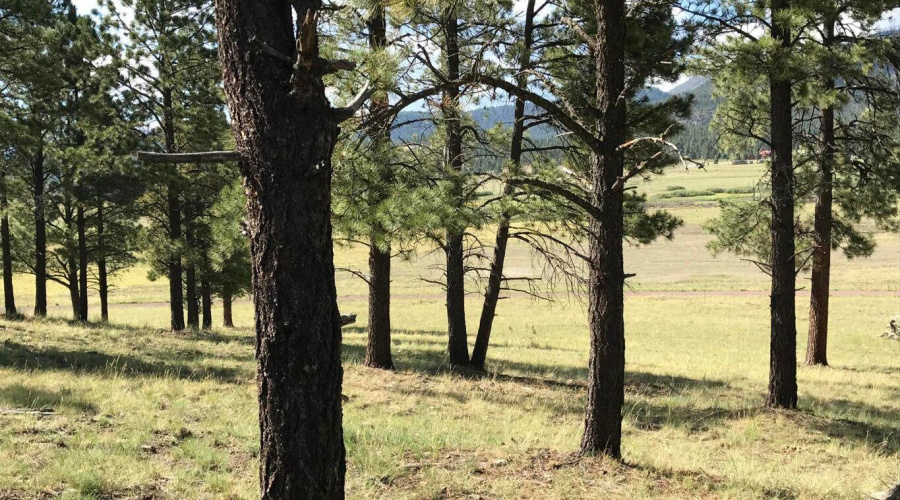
[393, 86, 674, 142]
[669, 75, 710, 96]
[391, 79, 731, 167]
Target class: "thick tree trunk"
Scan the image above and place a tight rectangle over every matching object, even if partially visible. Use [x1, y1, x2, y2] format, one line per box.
[222, 293, 234, 328]
[806, 23, 835, 367]
[806, 110, 833, 367]
[362, 6, 393, 371]
[366, 240, 393, 369]
[580, 0, 627, 459]
[767, 0, 798, 409]
[164, 87, 185, 332]
[32, 146, 47, 317]
[1, 174, 16, 317]
[77, 205, 88, 322]
[472, 0, 536, 371]
[443, 10, 470, 367]
[186, 264, 199, 329]
[215, 1, 346, 497]
[201, 278, 212, 330]
[97, 202, 108, 322]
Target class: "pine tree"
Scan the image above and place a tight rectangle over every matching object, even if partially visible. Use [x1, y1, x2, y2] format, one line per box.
[102, 0, 223, 331]
[214, 0, 371, 495]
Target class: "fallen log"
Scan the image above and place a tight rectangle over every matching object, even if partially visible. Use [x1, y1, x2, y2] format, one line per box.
[1, 408, 56, 415]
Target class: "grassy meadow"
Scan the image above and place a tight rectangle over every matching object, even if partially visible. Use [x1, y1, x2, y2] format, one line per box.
[0, 163, 897, 499]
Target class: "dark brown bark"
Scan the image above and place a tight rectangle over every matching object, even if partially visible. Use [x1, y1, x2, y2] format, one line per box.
[222, 293, 233, 328]
[67, 238, 79, 319]
[443, 9, 470, 367]
[186, 263, 199, 329]
[164, 87, 185, 332]
[1, 173, 16, 317]
[767, 0, 798, 409]
[363, 6, 393, 371]
[472, 0, 536, 371]
[580, 0, 627, 459]
[215, 1, 346, 497]
[201, 278, 212, 330]
[97, 202, 108, 322]
[806, 21, 835, 367]
[77, 205, 88, 322]
[32, 146, 47, 317]
[366, 240, 393, 369]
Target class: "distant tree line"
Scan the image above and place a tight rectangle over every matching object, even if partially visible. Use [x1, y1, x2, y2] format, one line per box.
[0, 0, 250, 327]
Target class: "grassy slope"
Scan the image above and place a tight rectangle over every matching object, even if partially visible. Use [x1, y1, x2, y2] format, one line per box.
[0, 164, 897, 499]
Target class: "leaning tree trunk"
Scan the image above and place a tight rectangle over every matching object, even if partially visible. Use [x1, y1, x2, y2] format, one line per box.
[806, 22, 835, 367]
[96, 201, 108, 322]
[32, 146, 47, 317]
[443, 10, 470, 367]
[77, 205, 89, 322]
[580, 0, 627, 459]
[67, 244, 79, 319]
[201, 278, 212, 330]
[222, 293, 234, 328]
[472, 0, 536, 371]
[362, 6, 393, 370]
[767, 0, 798, 409]
[1, 174, 17, 317]
[215, 1, 346, 497]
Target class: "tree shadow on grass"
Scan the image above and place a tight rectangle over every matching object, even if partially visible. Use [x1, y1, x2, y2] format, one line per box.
[346, 335, 898, 456]
[0, 339, 251, 384]
[0, 382, 97, 413]
[800, 395, 900, 456]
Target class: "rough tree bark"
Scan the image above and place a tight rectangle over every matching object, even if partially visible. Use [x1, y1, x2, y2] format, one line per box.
[443, 8, 470, 367]
[201, 278, 212, 330]
[363, 5, 393, 370]
[367, 238, 393, 369]
[32, 146, 47, 317]
[471, 0, 536, 371]
[77, 205, 89, 322]
[163, 87, 185, 331]
[806, 20, 835, 367]
[580, 0, 627, 458]
[96, 201, 109, 322]
[1, 172, 17, 317]
[222, 293, 233, 328]
[767, 0, 798, 409]
[214, 0, 349, 496]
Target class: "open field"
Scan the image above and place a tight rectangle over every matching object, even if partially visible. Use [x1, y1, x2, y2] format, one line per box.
[0, 164, 897, 499]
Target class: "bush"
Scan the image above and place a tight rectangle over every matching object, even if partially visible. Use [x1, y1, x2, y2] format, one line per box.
[665, 185, 686, 191]
[709, 186, 757, 194]
[656, 189, 716, 199]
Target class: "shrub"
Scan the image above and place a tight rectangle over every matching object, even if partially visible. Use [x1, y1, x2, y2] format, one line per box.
[657, 189, 716, 199]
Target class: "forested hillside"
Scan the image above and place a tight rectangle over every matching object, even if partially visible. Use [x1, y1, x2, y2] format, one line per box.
[393, 77, 734, 171]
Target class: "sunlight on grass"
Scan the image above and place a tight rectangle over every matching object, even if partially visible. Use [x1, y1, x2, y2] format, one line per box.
[0, 164, 896, 498]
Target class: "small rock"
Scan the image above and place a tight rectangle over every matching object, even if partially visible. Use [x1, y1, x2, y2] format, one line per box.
[141, 444, 157, 454]
[491, 458, 508, 467]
